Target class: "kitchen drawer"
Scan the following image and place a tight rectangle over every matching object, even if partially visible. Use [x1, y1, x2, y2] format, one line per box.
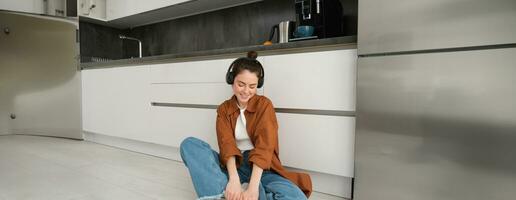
[263, 49, 356, 111]
[150, 83, 264, 105]
[150, 83, 232, 105]
[149, 57, 265, 84]
[276, 113, 355, 177]
[149, 60, 229, 83]
[149, 106, 219, 148]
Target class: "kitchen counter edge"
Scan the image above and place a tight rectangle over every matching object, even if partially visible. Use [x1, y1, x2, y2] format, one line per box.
[80, 35, 356, 70]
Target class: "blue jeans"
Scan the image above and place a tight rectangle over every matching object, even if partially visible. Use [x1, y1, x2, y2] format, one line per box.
[180, 137, 307, 200]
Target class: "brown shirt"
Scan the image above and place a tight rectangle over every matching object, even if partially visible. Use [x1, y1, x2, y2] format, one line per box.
[216, 95, 312, 197]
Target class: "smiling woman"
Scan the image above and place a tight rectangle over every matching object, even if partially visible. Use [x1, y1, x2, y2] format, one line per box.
[179, 51, 312, 200]
[226, 51, 263, 108]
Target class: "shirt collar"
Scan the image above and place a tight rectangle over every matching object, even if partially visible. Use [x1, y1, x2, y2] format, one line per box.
[227, 95, 258, 115]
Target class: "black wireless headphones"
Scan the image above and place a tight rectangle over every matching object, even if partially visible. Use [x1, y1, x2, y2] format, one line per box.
[225, 57, 265, 88]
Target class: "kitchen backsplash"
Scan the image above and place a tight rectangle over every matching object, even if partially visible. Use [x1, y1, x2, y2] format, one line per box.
[79, 21, 127, 62]
[80, 0, 357, 62]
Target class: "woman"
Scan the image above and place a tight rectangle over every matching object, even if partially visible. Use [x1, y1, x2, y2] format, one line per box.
[180, 51, 312, 200]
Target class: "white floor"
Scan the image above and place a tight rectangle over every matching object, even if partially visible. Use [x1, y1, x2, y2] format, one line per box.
[0, 135, 346, 200]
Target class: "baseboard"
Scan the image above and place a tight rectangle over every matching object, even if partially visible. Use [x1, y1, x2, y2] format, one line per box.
[10, 128, 83, 140]
[83, 131, 182, 161]
[83, 131, 352, 198]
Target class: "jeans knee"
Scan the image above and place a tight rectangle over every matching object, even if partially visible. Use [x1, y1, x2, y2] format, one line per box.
[180, 137, 200, 153]
[180, 137, 198, 164]
[180, 137, 211, 159]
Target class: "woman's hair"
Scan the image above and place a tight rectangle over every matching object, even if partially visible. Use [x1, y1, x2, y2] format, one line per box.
[226, 51, 265, 88]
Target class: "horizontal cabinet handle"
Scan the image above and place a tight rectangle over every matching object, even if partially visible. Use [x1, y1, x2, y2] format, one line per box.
[151, 102, 355, 117]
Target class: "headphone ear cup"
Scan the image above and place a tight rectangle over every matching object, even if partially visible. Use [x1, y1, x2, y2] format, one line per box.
[257, 65, 265, 88]
[226, 71, 234, 85]
[258, 77, 264, 88]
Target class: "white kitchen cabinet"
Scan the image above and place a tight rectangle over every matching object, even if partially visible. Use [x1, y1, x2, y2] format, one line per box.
[276, 113, 355, 177]
[0, 0, 71, 16]
[149, 58, 265, 105]
[79, 0, 106, 20]
[0, 0, 45, 14]
[106, 0, 189, 20]
[81, 48, 356, 198]
[149, 106, 219, 148]
[150, 82, 265, 104]
[150, 83, 233, 105]
[149, 57, 265, 83]
[149, 59, 232, 83]
[82, 65, 153, 142]
[80, 0, 264, 27]
[101, 0, 262, 28]
[263, 49, 357, 111]
[82, 48, 356, 172]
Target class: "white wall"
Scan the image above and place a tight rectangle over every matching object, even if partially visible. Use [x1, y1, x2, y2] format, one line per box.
[0, 11, 82, 139]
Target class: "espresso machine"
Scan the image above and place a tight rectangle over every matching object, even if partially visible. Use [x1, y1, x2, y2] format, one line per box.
[294, 0, 344, 39]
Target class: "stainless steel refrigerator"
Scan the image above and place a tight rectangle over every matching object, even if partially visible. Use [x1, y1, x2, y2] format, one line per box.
[355, 0, 516, 199]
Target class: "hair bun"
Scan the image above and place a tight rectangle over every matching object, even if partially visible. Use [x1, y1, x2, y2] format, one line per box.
[247, 51, 258, 60]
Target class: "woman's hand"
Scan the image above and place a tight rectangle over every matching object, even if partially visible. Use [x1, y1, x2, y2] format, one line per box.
[225, 178, 242, 200]
[241, 185, 259, 200]
[241, 163, 263, 200]
[225, 156, 242, 200]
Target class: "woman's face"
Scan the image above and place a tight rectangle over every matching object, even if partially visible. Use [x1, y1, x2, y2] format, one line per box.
[232, 69, 259, 107]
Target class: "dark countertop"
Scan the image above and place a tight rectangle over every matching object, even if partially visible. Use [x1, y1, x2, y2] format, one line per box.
[81, 35, 357, 69]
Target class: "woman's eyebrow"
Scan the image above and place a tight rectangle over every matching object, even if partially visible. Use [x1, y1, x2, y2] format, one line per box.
[238, 81, 257, 86]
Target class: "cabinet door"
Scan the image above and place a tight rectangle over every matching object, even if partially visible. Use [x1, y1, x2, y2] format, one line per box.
[3, 11, 82, 139]
[263, 49, 356, 111]
[149, 59, 232, 83]
[149, 57, 265, 83]
[0, 0, 45, 14]
[358, 0, 516, 55]
[150, 106, 219, 148]
[106, 0, 189, 20]
[82, 65, 152, 142]
[106, 0, 129, 20]
[150, 83, 265, 104]
[277, 113, 355, 177]
[78, 0, 106, 19]
[149, 58, 264, 105]
[356, 48, 516, 200]
[150, 83, 233, 105]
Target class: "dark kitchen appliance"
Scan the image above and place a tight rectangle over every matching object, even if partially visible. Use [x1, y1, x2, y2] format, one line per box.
[295, 0, 344, 38]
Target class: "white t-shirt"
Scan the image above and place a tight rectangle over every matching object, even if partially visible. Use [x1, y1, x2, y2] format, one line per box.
[235, 105, 254, 151]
